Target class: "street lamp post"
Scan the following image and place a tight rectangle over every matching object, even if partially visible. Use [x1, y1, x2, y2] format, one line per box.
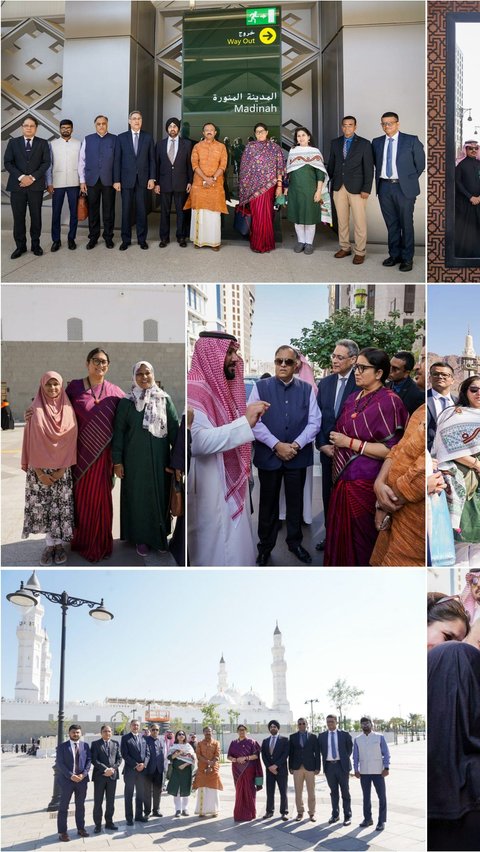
[6, 571, 113, 811]
[305, 698, 319, 732]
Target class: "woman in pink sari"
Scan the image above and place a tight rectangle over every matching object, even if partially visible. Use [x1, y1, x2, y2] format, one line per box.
[238, 123, 285, 253]
[227, 724, 263, 821]
[324, 348, 408, 567]
[66, 347, 124, 562]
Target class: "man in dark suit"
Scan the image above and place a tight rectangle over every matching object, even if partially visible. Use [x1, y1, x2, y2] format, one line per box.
[315, 338, 358, 550]
[79, 114, 117, 250]
[427, 361, 457, 451]
[372, 112, 425, 272]
[144, 724, 165, 818]
[121, 718, 150, 825]
[90, 724, 122, 833]
[261, 720, 290, 820]
[4, 114, 50, 258]
[387, 351, 425, 415]
[319, 714, 353, 826]
[327, 116, 374, 264]
[113, 110, 156, 250]
[288, 717, 320, 821]
[55, 724, 91, 842]
[154, 117, 193, 248]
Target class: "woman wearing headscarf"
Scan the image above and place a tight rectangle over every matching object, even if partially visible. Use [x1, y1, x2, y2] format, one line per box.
[238, 122, 286, 253]
[427, 592, 470, 651]
[227, 724, 263, 821]
[112, 361, 179, 556]
[285, 126, 332, 254]
[455, 139, 480, 257]
[166, 731, 196, 817]
[432, 375, 480, 568]
[21, 372, 78, 565]
[427, 641, 480, 850]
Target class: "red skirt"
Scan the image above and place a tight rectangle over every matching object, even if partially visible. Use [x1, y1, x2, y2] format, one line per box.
[323, 478, 377, 567]
[249, 186, 276, 253]
[70, 447, 114, 562]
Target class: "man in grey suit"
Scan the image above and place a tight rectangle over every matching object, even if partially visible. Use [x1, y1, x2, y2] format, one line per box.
[4, 115, 50, 258]
[90, 724, 122, 833]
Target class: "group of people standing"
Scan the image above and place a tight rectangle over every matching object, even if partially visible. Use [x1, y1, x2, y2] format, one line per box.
[20, 349, 179, 565]
[187, 330, 425, 567]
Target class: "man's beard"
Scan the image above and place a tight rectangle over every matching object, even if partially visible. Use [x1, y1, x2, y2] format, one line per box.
[224, 366, 235, 380]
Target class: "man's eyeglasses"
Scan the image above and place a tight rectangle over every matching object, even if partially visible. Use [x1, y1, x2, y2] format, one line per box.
[331, 354, 350, 362]
[353, 364, 375, 373]
[275, 358, 296, 367]
[430, 372, 452, 379]
[381, 121, 398, 127]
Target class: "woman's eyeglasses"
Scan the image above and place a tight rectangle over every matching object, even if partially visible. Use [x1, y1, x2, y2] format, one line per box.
[353, 364, 375, 373]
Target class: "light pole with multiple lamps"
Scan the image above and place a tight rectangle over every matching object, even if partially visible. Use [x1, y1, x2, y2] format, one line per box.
[305, 698, 319, 732]
[6, 571, 114, 811]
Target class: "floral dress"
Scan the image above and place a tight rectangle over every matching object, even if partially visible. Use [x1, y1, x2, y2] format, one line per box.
[22, 468, 74, 541]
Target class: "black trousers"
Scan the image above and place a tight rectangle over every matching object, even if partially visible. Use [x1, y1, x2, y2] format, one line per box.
[120, 180, 148, 244]
[87, 179, 115, 241]
[160, 191, 188, 240]
[265, 767, 288, 815]
[144, 770, 163, 815]
[324, 761, 351, 818]
[10, 188, 44, 249]
[257, 467, 306, 554]
[378, 180, 416, 262]
[123, 769, 146, 821]
[92, 776, 116, 826]
[428, 811, 480, 851]
[57, 778, 87, 834]
[320, 454, 333, 529]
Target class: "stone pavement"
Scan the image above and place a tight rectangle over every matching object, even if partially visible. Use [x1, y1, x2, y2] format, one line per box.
[1, 739, 425, 851]
[1, 223, 425, 284]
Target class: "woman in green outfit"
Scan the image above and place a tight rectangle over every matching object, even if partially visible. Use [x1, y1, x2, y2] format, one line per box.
[285, 126, 332, 254]
[112, 360, 179, 556]
[167, 730, 196, 816]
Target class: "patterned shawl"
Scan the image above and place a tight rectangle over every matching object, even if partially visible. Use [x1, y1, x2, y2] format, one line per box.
[239, 139, 286, 204]
[461, 572, 480, 623]
[188, 336, 251, 521]
[433, 406, 480, 530]
[286, 144, 332, 225]
[129, 360, 167, 439]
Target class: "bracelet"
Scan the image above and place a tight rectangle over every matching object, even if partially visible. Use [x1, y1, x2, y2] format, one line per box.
[360, 441, 366, 455]
[349, 437, 354, 449]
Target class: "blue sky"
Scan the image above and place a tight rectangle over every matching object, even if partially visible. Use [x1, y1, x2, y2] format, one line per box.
[251, 285, 329, 362]
[428, 285, 480, 355]
[2, 569, 426, 720]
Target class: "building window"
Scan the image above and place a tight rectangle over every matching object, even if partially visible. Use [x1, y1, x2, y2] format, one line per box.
[67, 317, 83, 341]
[403, 285, 416, 314]
[144, 319, 158, 342]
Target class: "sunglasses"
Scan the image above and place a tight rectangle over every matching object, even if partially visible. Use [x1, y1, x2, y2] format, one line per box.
[468, 386, 480, 393]
[275, 358, 296, 367]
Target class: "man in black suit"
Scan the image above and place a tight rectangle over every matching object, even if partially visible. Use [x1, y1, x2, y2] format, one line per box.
[261, 720, 290, 820]
[427, 361, 457, 451]
[144, 724, 165, 818]
[319, 714, 353, 826]
[387, 351, 425, 415]
[121, 718, 150, 825]
[315, 338, 358, 550]
[155, 117, 193, 248]
[328, 116, 374, 264]
[4, 114, 50, 258]
[113, 110, 156, 250]
[55, 724, 91, 842]
[288, 717, 320, 822]
[90, 724, 122, 833]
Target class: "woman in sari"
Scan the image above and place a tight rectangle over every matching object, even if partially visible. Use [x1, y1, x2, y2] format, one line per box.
[324, 348, 408, 567]
[433, 375, 480, 568]
[227, 724, 263, 821]
[238, 122, 285, 253]
[166, 730, 196, 816]
[66, 348, 124, 562]
[21, 372, 78, 566]
[112, 361, 179, 556]
[285, 126, 332, 254]
[427, 592, 470, 651]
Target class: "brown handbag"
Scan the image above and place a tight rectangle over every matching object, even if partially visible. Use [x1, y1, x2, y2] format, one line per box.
[169, 472, 184, 518]
[77, 192, 88, 221]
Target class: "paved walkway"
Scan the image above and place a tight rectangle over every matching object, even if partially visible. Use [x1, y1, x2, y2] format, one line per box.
[1, 224, 425, 284]
[1, 739, 425, 851]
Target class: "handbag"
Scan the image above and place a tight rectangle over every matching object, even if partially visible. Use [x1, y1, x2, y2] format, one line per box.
[429, 490, 456, 566]
[234, 204, 251, 236]
[77, 192, 88, 221]
[166, 763, 173, 780]
[169, 473, 184, 518]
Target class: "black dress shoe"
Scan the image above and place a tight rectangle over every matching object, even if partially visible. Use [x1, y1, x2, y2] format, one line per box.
[376, 822, 385, 831]
[262, 812, 273, 819]
[51, 240, 61, 252]
[139, 241, 149, 249]
[159, 240, 169, 248]
[77, 829, 89, 837]
[288, 545, 312, 564]
[343, 818, 352, 826]
[152, 811, 162, 817]
[256, 552, 270, 566]
[119, 242, 130, 251]
[399, 261, 413, 272]
[178, 238, 187, 247]
[309, 815, 316, 822]
[382, 256, 402, 267]
[105, 239, 114, 248]
[32, 246, 43, 256]
[135, 816, 148, 822]
[68, 239, 76, 250]
[295, 813, 303, 821]
[315, 538, 326, 551]
[281, 815, 288, 821]
[105, 823, 118, 830]
[328, 816, 339, 824]
[359, 819, 373, 827]
[10, 247, 27, 259]
[94, 826, 102, 834]
[86, 239, 97, 250]
[126, 820, 134, 826]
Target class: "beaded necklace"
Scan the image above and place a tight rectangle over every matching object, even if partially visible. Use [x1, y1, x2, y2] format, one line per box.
[87, 377, 105, 405]
[351, 385, 382, 419]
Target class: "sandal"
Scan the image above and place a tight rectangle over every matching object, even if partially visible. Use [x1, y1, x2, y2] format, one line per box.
[54, 545, 67, 565]
[40, 546, 55, 566]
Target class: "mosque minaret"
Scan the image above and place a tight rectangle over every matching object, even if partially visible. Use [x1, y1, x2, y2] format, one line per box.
[15, 599, 52, 702]
[271, 621, 291, 714]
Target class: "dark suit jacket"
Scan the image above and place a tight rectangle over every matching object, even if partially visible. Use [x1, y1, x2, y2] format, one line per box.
[315, 371, 357, 451]
[318, 729, 353, 774]
[372, 131, 425, 198]
[427, 388, 458, 451]
[113, 130, 156, 189]
[4, 135, 50, 192]
[156, 137, 193, 193]
[145, 736, 165, 776]
[55, 739, 91, 785]
[288, 731, 320, 772]
[387, 376, 425, 416]
[327, 135, 374, 194]
[261, 735, 289, 772]
[121, 732, 150, 774]
[90, 737, 122, 781]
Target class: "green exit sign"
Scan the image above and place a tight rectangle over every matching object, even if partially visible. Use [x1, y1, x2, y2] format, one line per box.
[246, 8, 278, 26]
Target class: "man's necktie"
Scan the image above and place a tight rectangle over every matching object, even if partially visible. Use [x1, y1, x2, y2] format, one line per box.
[330, 731, 337, 759]
[105, 740, 110, 758]
[335, 376, 347, 418]
[133, 133, 139, 155]
[343, 138, 348, 160]
[270, 737, 275, 755]
[168, 139, 175, 164]
[74, 743, 80, 774]
[440, 396, 448, 411]
[386, 137, 393, 177]
[25, 140, 32, 161]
